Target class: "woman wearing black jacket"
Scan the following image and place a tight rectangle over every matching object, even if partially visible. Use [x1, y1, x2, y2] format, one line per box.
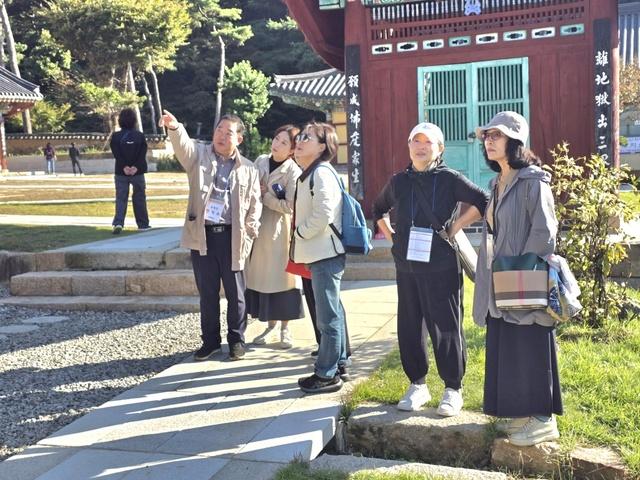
[373, 122, 488, 416]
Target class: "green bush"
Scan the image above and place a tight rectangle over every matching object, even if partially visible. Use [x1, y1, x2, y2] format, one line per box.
[156, 154, 183, 172]
[547, 144, 636, 328]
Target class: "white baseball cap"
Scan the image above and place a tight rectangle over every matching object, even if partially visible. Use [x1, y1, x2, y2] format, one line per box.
[408, 122, 445, 145]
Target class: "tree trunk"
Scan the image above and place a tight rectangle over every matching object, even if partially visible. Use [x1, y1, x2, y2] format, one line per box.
[0, 1, 31, 133]
[214, 35, 226, 128]
[147, 61, 165, 135]
[127, 63, 143, 133]
[141, 74, 157, 135]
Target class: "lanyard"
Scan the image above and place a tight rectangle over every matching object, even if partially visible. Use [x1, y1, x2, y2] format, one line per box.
[411, 175, 437, 226]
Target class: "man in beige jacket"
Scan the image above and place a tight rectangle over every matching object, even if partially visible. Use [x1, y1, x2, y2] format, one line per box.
[160, 110, 262, 361]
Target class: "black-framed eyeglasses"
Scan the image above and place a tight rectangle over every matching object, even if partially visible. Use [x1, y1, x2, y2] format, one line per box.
[481, 130, 506, 142]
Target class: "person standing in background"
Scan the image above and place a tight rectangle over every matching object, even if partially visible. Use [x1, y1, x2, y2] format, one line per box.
[110, 108, 151, 234]
[69, 142, 83, 176]
[44, 142, 56, 175]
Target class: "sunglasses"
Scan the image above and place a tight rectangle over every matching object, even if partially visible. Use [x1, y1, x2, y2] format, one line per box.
[481, 130, 506, 142]
[295, 132, 322, 143]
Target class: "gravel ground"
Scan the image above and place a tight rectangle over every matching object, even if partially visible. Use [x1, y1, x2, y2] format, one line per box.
[0, 284, 238, 462]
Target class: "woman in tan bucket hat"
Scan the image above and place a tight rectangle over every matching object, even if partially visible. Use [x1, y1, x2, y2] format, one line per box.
[472, 111, 563, 447]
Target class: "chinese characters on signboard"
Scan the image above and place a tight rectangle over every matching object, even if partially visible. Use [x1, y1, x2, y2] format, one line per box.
[594, 19, 612, 165]
[345, 45, 364, 200]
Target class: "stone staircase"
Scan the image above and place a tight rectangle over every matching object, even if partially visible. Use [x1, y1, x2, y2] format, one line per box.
[2, 228, 397, 311]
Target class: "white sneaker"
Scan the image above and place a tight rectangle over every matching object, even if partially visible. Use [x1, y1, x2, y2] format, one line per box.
[436, 388, 464, 417]
[495, 417, 530, 435]
[252, 325, 275, 345]
[397, 383, 431, 411]
[508, 416, 560, 446]
[280, 328, 293, 349]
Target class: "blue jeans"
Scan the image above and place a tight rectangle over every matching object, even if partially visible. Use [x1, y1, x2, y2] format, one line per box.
[308, 254, 347, 379]
[46, 158, 55, 174]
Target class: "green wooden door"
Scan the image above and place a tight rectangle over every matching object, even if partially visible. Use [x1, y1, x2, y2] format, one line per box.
[417, 58, 529, 189]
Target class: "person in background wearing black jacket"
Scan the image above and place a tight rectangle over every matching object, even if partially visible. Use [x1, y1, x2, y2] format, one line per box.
[68, 142, 83, 176]
[373, 122, 488, 416]
[110, 108, 150, 234]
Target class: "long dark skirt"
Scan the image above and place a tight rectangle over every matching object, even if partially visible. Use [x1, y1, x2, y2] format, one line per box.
[245, 288, 304, 322]
[483, 315, 563, 418]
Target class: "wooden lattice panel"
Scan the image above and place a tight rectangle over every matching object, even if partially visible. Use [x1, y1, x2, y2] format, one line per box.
[369, 0, 586, 41]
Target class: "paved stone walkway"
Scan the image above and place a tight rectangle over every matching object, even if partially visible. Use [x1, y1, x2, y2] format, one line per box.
[0, 272, 398, 479]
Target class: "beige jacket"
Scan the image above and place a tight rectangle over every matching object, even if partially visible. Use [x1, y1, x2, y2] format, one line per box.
[245, 154, 302, 293]
[168, 124, 262, 271]
[292, 162, 345, 264]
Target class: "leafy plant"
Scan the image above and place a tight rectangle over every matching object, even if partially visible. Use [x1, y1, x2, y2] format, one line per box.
[547, 144, 636, 328]
[23, 101, 75, 133]
[155, 154, 183, 172]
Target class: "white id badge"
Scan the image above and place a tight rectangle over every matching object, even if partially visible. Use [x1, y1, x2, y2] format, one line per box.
[406, 226, 433, 263]
[204, 198, 224, 223]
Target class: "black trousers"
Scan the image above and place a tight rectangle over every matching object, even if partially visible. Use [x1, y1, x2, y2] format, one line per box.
[396, 268, 466, 390]
[302, 277, 351, 357]
[71, 158, 83, 174]
[191, 229, 247, 347]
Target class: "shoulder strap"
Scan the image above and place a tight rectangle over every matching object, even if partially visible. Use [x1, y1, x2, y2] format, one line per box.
[310, 163, 344, 239]
[409, 176, 449, 242]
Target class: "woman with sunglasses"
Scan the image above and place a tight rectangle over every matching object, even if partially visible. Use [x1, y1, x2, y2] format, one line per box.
[373, 122, 488, 416]
[292, 122, 348, 394]
[472, 111, 562, 446]
[245, 125, 305, 349]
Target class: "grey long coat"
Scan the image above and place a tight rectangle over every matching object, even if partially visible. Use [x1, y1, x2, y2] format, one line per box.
[472, 165, 558, 327]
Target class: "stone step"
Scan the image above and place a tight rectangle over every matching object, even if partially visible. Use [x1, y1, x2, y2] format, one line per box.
[310, 454, 508, 480]
[346, 403, 493, 469]
[343, 262, 396, 281]
[0, 295, 200, 312]
[10, 270, 200, 297]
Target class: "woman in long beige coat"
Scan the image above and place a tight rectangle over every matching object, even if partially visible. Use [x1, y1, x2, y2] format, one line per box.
[245, 125, 304, 348]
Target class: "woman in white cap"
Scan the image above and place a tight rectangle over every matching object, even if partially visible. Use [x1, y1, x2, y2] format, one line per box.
[373, 122, 488, 416]
[472, 111, 562, 446]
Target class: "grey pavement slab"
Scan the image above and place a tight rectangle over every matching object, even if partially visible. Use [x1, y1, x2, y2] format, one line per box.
[21, 315, 70, 324]
[54, 227, 181, 252]
[4, 281, 399, 480]
[34, 448, 228, 480]
[0, 324, 40, 333]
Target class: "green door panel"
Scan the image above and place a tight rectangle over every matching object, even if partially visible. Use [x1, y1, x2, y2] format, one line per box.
[418, 58, 529, 190]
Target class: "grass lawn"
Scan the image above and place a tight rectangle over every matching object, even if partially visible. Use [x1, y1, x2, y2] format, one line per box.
[275, 461, 448, 480]
[0, 225, 140, 252]
[0, 188, 188, 202]
[0, 199, 188, 218]
[346, 281, 640, 476]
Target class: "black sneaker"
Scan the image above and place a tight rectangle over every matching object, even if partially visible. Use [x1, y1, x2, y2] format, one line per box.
[112, 225, 123, 235]
[194, 344, 221, 361]
[338, 365, 351, 382]
[310, 349, 319, 357]
[298, 374, 343, 393]
[229, 343, 246, 361]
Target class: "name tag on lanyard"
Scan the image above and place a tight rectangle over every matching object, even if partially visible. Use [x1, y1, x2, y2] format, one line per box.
[204, 198, 225, 223]
[407, 226, 433, 263]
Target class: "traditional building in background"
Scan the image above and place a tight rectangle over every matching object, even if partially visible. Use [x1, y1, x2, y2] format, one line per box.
[269, 69, 349, 164]
[0, 67, 42, 173]
[284, 0, 619, 213]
